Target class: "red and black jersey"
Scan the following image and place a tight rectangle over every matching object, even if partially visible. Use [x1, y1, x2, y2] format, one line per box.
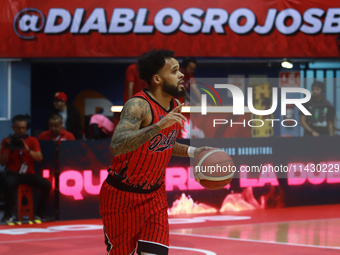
[109, 89, 180, 192]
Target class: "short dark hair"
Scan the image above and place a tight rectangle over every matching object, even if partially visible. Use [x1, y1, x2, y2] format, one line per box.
[48, 113, 63, 122]
[12, 115, 27, 125]
[181, 57, 197, 68]
[312, 81, 324, 91]
[138, 49, 175, 86]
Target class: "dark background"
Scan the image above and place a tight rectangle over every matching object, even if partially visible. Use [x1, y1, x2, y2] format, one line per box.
[30, 61, 283, 136]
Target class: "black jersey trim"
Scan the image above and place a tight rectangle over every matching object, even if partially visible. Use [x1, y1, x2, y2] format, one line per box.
[142, 89, 174, 113]
[105, 173, 161, 194]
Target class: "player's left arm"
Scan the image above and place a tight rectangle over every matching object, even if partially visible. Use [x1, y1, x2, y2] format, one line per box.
[172, 142, 212, 158]
[172, 142, 189, 157]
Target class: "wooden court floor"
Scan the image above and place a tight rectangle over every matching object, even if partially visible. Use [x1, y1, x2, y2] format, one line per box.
[0, 204, 339, 255]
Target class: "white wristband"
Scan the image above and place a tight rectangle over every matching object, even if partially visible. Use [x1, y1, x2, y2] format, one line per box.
[187, 146, 196, 158]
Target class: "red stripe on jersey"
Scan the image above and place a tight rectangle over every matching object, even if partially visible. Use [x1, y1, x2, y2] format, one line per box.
[110, 89, 180, 191]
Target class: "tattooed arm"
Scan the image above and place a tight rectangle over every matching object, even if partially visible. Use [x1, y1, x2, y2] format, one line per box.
[110, 98, 158, 156]
[110, 98, 186, 156]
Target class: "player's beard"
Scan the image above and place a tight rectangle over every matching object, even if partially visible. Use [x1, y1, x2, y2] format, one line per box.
[162, 80, 187, 98]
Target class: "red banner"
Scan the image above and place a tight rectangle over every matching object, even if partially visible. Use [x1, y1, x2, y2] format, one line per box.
[0, 0, 339, 58]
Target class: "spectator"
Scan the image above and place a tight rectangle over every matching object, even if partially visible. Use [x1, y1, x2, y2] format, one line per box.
[178, 57, 201, 105]
[39, 114, 75, 143]
[51, 92, 82, 139]
[123, 63, 147, 103]
[0, 115, 51, 225]
[300, 81, 335, 136]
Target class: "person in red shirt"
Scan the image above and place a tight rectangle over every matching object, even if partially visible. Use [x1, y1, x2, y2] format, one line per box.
[177, 57, 201, 105]
[50, 92, 82, 139]
[0, 115, 51, 225]
[176, 57, 203, 138]
[123, 63, 147, 103]
[39, 114, 75, 144]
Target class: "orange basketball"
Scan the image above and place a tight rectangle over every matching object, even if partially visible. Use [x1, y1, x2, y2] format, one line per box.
[193, 149, 235, 190]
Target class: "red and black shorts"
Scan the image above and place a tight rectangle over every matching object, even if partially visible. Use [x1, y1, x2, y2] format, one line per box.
[99, 175, 169, 255]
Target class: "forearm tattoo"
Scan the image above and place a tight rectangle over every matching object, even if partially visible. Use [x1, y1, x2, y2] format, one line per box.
[110, 99, 160, 155]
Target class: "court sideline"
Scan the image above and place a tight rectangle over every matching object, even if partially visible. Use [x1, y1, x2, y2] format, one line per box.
[0, 204, 339, 254]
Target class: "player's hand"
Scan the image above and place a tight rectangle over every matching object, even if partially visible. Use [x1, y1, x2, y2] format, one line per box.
[193, 146, 214, 158]
[156, 104, 187, 130]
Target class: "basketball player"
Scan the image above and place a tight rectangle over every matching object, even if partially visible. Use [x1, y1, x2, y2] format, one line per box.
[99, 49, 210, 255]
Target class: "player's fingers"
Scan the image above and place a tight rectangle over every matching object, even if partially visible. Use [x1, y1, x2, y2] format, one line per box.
[180, 113, 187, 123]
[172, 112, 187, 123]
[172, 115, 187, 127]
[171, 116, 184, 127]
[194, 146, 213, 157]
[206, 146, 215, 150]
[172, 103, 184, 113]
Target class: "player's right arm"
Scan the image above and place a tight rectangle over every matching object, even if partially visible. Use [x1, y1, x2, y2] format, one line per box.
[110, 99, 186, 156]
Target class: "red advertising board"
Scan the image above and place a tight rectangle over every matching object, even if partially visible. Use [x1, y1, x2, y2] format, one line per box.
[0, 0, 339, 58]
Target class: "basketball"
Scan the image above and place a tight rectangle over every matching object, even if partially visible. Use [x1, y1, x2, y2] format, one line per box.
[193, 149, 235, 190]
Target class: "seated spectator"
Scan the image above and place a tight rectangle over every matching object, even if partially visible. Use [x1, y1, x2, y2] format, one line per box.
[39, 114, 75, 143]
[0, 115, 51, 225]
